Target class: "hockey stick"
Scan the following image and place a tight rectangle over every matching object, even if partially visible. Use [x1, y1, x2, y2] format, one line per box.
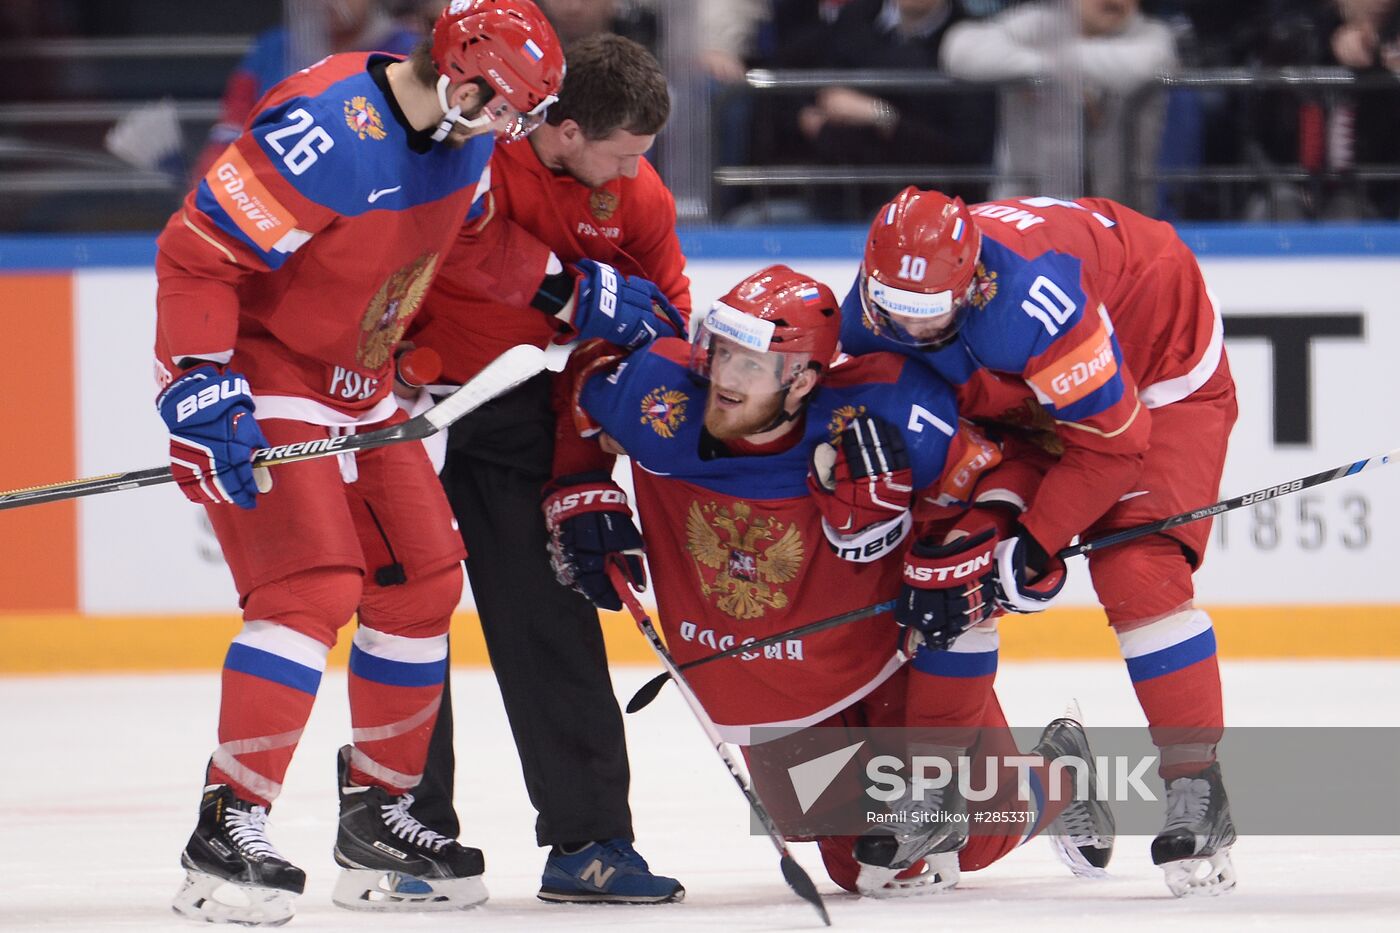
[606, 562, 832, 927]
[0, 344, 549, 512]
[627, 445, 1397, 712]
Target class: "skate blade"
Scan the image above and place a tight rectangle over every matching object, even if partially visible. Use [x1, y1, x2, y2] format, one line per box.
[172, 869, 296, 927]
[1048, 835, 1111, 880]
[1162, 849, 1237, 897]
[332, 868, 488, 911]
[855, 852, 960, 898]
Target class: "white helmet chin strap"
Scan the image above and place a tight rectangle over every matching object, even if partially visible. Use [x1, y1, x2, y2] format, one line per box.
[432, 74, 494, 142]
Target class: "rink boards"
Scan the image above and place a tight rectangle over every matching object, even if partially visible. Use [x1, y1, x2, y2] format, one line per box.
[2, 227, 1399, 670]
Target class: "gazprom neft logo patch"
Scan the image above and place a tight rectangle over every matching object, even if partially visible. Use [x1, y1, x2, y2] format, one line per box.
[705, 302, 775, 351]
[788, 741, 865, 814]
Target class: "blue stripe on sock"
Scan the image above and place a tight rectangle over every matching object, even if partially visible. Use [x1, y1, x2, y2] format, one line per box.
[224, 642, 322, 695]
[349, 644, 446, 687]
[911, 646, 998, 678]
[1125, 627, 1217, 683]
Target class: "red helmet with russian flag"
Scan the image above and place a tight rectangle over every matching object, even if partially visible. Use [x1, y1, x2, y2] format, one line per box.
[861, 186, 982, 348]
[689, 265, 842, 392]
[430, 0, 565, 142]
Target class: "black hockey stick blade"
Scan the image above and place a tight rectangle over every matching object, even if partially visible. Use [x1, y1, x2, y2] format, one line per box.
[625, 598, 898, 714]
[781, 854, 832, 927]
[0, 344, 548, 512]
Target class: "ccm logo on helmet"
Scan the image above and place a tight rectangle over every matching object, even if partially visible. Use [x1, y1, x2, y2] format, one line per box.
[904, 552, 991, 584]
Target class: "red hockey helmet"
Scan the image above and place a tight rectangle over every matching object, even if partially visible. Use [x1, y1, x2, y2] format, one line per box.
[430, 0, 565, 142]
[690, 265, 842, 393]
[861, 186, 982, 348]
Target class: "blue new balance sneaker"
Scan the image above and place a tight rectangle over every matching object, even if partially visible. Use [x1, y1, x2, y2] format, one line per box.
[538, 839, 685, 904]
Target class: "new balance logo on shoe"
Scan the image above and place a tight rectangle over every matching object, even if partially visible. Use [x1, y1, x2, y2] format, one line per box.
[580, 859, 617, 889]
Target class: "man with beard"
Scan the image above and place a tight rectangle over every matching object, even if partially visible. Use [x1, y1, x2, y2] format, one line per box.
[542, 265, 1116, 897]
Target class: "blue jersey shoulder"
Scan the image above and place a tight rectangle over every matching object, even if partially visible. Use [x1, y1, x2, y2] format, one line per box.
[960, 237, 1089, 374]
[248, 60, 491, 218]
[818, 355, 957, 492]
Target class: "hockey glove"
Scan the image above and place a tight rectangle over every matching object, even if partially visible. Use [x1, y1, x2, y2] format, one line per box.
[567, 259, 685, 350]
[157, 363, 268, 510]
[808, 414, 914, 561]
[542, 471, 646, 611]
[896, 527, 999, 650]
[991, 524, 1067, 614]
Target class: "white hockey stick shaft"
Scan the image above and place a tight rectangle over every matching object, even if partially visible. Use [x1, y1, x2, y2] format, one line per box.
[0, 344, 548, 512]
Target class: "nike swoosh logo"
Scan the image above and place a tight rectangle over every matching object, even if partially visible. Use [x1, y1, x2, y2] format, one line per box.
[1118, 490, 1150, 501]
[367, 185, 401, 203]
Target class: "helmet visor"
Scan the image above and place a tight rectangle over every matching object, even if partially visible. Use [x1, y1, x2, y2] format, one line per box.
[688, 302, 810, 394]
[859, 272, 970, 348]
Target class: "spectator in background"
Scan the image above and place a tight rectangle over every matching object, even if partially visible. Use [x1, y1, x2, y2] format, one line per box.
[754, 0, 997, 221]
[537, 0, 657, 53]
[942, 0, 1177, 212]
[1321, 0, 1400, 217]
[191, 0, 427, 181]
[698, 0, 770, 83]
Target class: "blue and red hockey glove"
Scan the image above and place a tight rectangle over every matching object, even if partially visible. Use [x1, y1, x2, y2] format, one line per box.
[564, 259, 685, 350]
[542, 471, 646, 611]
[157, 363, 268, 510]
[896, 526, 999, 650]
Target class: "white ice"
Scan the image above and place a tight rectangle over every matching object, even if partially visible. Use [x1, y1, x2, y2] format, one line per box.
[3, 660, 1399, 932]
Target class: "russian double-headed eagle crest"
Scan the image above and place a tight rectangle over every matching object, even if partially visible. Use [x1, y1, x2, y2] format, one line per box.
[826, 404, 868, 441]
[968, 262, 997, 308]
[589, 188, 619, 221]
[358, 253, 438, 369]
[640, 386, 688, 438]
[686, 500, 803, 620]
[344, 96, 387, 141]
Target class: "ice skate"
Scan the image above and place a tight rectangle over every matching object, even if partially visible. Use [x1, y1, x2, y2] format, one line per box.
[852, 759, 966, 898]
[1151, 760, 1237, 897]
[171, 784, 306, 927]
[1033, 703, 1115, 878]
[331, 746, 488, 911]
[539, 839, 685, 903]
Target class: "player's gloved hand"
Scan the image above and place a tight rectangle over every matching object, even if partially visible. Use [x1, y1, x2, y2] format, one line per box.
[808, 414, 913, 561]
[567, 259, 685, 350]
[991, 523, 1067, 614]
[157, 363, 269, 510]
[542, 471, 646, 611]
[896, 527, 999, 650]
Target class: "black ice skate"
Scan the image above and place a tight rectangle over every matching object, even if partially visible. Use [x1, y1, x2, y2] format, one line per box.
[171, 784, 306, 927]
[1151, 760, 1237, 897]
[852, 751, 967, 898]
[332, 745, 488, 911]
[1033, 705, 1116, 878]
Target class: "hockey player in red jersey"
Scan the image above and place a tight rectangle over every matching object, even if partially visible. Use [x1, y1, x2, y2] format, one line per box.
[547, 265, 1116, 897]
[152, 2, 672, 925]
[842, 188, 1238, 897]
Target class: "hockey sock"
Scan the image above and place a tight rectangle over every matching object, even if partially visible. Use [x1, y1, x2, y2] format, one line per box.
[210, 620, 330, 806]
[1116, 608, 1224, 780]
[905, 622, 998, 744]
[956, 695, 1072, 872]
[346, 624, 448, 792]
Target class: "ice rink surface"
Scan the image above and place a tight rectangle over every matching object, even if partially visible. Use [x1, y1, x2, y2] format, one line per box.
[3, 660, 1399, 932]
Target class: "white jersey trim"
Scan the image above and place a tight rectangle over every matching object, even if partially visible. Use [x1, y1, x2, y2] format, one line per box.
[253, 393, 397, 427]
[1138, 289, 1225, 410]
[710, 651, 906, 746]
